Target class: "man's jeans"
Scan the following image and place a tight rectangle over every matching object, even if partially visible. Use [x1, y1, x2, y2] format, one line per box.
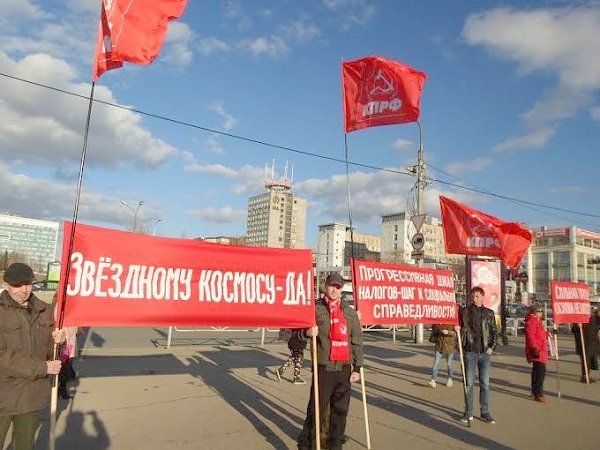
[464, 352, 491, 416]
[431, 351, 454, 380]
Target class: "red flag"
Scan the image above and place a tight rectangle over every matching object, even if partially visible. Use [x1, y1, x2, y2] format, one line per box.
[439, 196, 533, 268]
[342, 56, 427, 132]
[93, 0, 188, 81]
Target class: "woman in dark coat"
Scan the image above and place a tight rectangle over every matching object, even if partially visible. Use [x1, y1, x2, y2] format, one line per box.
[524, 304, 549, 401]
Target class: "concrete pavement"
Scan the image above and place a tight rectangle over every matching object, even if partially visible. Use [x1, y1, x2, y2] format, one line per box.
[26, 328, 600, 449]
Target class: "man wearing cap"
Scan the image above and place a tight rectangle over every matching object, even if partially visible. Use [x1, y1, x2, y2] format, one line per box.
[0, 263, 66, 450]
[297, 272, 363, 450]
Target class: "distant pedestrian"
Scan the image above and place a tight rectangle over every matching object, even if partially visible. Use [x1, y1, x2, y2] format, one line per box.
[1, 263, 66, 450]
[459, 286, 497, 425]
[275, 328, 308, 384]
[428, 323, 458, 388]
[524, 304, 549, 402]
[571, 312, 600, 383]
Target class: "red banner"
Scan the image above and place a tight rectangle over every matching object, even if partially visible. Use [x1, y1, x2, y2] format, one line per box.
[352, 259, 458, 326]
[550, 281, 591, 324]
[93, 0, 188, 80]
[439, 196, 533, 268]
[57, 222, 314, 328]
[342, 56, 427, 132]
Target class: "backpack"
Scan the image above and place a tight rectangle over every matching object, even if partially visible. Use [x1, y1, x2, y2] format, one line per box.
[278, 328, 292, 342]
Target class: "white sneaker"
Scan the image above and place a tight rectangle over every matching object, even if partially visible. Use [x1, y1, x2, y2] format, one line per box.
[446, 379, 453, 387]
[428, 379, 436, 388]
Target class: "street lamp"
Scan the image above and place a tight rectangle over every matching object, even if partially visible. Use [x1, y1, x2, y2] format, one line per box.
[152, 218, 163, 236]
[120, 200, 144, 232]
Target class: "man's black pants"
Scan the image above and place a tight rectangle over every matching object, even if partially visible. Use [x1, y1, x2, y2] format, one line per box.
[298, 364, 351, 450]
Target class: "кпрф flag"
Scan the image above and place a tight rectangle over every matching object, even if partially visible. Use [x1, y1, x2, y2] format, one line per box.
[439, 196, 533, 268]
[342, 56, 427, 132]
[93, 0, 188, 80]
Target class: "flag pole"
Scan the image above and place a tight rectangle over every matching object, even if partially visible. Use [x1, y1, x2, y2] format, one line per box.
[50, 80, 96, 450]
[579, 323, 590, 384]
[456, 326, 471, 428]
[359, 367, 371, 448]
[553, 326, 561, 399]
[311, 335, 321, 450]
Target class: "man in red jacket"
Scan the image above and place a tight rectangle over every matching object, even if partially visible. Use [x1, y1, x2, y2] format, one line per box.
[524, 304, 549, 402]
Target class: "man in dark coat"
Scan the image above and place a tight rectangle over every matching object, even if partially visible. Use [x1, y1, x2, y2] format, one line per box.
[0, 263, 66, 450]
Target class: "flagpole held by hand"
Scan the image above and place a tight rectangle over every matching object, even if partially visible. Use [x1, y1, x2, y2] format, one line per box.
[310, 334, 321, 450]
[359, 367, 371, 449]
[579, 323, 590, 384]
[456, 325, 471, 428]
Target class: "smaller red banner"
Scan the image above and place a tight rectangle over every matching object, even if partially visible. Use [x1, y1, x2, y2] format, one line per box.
[353, 259, 458, 326]
[550, 281, 591, 324]
[439, 195, 532, 268]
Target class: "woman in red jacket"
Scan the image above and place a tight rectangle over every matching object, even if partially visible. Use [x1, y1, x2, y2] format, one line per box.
[524, 304, 549, 402]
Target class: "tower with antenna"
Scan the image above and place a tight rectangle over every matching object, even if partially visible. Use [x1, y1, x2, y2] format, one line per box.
[246, 160, 307, 248]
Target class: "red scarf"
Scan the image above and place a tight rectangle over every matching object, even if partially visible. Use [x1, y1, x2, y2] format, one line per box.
[326, 297, 350, 362]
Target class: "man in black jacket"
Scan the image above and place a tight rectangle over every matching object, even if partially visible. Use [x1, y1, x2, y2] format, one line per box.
[459, 286, 497, 424]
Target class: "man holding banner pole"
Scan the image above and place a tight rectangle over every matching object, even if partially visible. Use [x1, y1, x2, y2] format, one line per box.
[0, 263, 66, 450]
[297, 272, 363, 450]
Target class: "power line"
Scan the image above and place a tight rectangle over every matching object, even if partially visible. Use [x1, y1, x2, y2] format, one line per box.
[2, 71, 600, 223]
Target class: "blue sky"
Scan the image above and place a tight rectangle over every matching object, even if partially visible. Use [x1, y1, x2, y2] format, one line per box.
[1, 0, 599, 248]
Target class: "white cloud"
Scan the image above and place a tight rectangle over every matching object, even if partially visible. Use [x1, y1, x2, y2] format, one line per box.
[444, 157, 493, 176]
[239, 36, 288, 58]
[199, 102, 239, 155]
[590, 106, 600, 121]
[0, 51, 175, 168]
[163, 22, 194, 69]
[463, 5, 600, 153]
[0, 0, 46, 28]
[281, 19, 321, 43]
[187, 206, 246, 223]
[297, 168, 416, 222]
[0, 164, 160, 227]
[323, 0, 377, 29]
[209, 101, 238, 132]
[198, 36, 231, 55]
[549, 185, 583, 194]
[392, 139, 416, 151]
[181, 152, 266, 195]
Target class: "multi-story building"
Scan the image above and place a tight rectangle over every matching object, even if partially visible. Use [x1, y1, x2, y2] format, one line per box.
[316, 223, 380, 283]
[380, 212, 461, 267]
[199, 236, 247, 246]
[526, 226, 600, 299]
[0, 214, 59, 273]
[246, 175, 307, 249]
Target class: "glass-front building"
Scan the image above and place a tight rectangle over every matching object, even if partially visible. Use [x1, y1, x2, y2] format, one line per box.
[528, 226, 600, 297]
[0, 214, 59, 273]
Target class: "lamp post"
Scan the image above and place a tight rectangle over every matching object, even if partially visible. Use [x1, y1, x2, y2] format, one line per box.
[152, 218, 163, 236]
[120, 200, 144, 232]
